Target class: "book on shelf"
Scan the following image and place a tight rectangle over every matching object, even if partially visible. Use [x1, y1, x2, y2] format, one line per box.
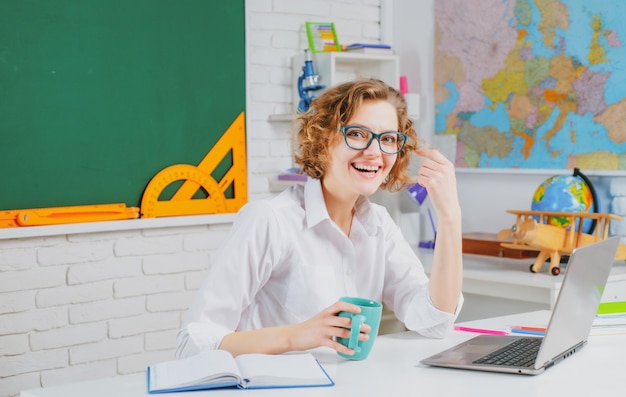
[344, 43, 394, 54]
[147, 350, 334, 393]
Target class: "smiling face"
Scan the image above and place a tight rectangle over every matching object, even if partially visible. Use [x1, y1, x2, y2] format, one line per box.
[295, 78, 418, 194]
[323, 99, 398, 201]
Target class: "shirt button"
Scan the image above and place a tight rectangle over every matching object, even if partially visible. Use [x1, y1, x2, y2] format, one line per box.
[346, 269, 352, 277]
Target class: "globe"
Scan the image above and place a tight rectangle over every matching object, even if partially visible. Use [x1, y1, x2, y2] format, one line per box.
[531, 174, 594, 231]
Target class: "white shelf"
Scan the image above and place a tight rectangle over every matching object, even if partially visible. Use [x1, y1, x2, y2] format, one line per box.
[269, 178, 304, 193]
[268, 113, 296, 122]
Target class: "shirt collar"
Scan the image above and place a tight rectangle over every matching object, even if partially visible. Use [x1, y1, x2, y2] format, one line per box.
[303, 178, 379, 235]
[303, 178, 328, 228]
[353, 194, 378, 235]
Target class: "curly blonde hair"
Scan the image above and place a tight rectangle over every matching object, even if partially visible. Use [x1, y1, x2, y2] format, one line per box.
[294, 78, 418, 192]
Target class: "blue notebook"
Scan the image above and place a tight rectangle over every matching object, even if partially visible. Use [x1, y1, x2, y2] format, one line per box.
[147, 350, 334, 393]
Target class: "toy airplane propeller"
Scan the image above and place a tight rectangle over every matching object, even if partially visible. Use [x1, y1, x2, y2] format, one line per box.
[497, 209, 626, 275]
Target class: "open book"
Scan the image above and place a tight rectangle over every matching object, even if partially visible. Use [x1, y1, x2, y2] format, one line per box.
[147, 350, 334, 393]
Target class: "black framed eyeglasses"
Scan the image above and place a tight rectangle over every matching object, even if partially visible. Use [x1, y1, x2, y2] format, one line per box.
[339, 126, 408, 154]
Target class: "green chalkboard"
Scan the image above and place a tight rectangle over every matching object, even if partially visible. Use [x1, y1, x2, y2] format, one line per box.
[0, 0, 245, 211]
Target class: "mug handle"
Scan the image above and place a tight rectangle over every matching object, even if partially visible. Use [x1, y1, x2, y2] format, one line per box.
[348, 314, 365, 352]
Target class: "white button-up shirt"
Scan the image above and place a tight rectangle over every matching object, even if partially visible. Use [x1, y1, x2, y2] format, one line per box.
[176, 178, 463, 358]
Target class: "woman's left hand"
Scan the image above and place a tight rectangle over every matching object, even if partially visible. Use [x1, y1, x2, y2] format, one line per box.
[414, 149, 461, 220]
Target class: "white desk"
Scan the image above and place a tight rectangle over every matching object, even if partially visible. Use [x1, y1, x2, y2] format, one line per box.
[20, 311, 625, 397]
[417, 250, 626, 321]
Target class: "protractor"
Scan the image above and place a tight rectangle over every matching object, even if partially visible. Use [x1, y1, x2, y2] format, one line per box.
[141, 164, 226, 218]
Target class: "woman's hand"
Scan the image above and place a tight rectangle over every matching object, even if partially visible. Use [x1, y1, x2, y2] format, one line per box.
[219, 300, 371, 356]
[287, 300, 371, 355]
[414, 149, 461, 220]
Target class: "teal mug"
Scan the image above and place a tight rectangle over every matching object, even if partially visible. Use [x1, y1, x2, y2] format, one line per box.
[336, 297, 382, 360]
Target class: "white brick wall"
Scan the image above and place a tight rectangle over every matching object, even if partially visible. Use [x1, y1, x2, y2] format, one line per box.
[0, 224, 229, 396]
[0, 3, 605, 394]
[0, 2, 383, 396]
[245, 0, 384, 201]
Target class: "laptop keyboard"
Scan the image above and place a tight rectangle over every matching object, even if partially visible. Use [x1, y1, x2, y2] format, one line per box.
[473, 337, 542, 367]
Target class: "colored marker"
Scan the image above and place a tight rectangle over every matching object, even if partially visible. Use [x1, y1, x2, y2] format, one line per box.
[510, 328, 545, 336]
[511, 326, 547, 332]
[454, 326, 508, 336]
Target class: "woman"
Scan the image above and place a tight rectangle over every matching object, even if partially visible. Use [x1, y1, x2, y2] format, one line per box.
[176, 78, 463, 359]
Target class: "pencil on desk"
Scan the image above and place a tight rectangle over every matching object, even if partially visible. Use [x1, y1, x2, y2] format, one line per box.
[453, 326, 508, 336]
[510, 328, 545, 336]
[511, 326, 547, 332]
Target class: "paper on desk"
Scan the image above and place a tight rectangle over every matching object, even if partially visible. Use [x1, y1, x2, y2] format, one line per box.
[590, 327, 626, 336]
[590, 301, 626, 335]
[590, 312, 626, 336]
[593, 314, 626, 327]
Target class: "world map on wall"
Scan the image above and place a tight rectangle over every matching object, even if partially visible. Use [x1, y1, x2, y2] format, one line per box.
[434, 0, 626, 170]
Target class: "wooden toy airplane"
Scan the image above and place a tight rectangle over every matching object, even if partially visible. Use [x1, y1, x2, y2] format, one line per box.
[497, 209, 626, 275]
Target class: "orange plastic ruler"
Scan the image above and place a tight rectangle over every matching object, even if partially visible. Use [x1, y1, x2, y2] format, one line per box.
[0, 203, 140, 228]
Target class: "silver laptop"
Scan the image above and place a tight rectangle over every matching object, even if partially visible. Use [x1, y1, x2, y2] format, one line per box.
[421, 236, 620, 375]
